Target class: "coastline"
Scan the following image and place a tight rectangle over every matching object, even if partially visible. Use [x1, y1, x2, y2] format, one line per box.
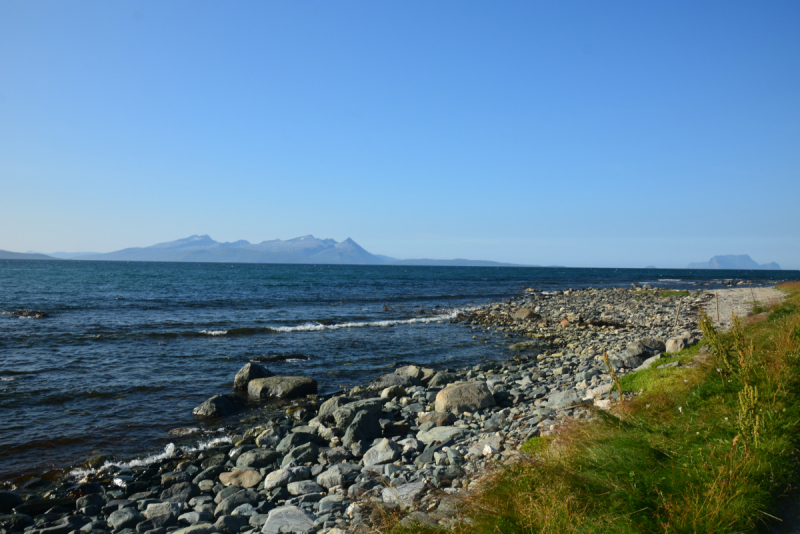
[0, 283, 786, 534]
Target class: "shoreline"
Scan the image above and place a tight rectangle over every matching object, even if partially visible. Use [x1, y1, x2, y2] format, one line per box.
[0, 283, 786, 534]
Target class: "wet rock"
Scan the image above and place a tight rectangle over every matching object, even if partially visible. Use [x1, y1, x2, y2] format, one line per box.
[192, 394, 243, 418]
[434, 382, 495, 414]
[233, 363, 273, 391]
[0, 492, 23, 514]
[247, 377, 317, 399]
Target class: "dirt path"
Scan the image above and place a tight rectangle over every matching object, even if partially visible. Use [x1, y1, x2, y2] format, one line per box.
[703, 286, 785, 331]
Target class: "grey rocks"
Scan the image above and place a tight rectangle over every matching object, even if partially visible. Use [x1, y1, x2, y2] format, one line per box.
[233, 363, 273, 391]
[260, 505, 316, 534]
[247, 377, 317, 399]
[107, 508, 144, 530]
[434, 381, 495, 414]
[192, 394, 243, 418]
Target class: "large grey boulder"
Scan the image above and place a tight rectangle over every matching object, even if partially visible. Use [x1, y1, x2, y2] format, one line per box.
[276, 432, 324, 453]
[281, 443, 319, 468]
[192, 394, 243, 418]
[235, 449, 281, 469]
[342, 409, 382, 448]
[263, 467, 310, 491]
[511, 309, 540, 321]
[248, 377, 317, 399]
[160, 481, 199, 503]
[666, 333, 694, 353]
[332, 399, 384, 431]
[427, 372, 459, 388]
[362, 438, 400, 466]
[286, 480, 324, 496]
[107, 508, 144, 530]
[615, 337, 667, 369]
[547, 389, 581, 409]
[315, 463, 361, 489]
[233, 363, 273, 391]
[369, 373, 422, 390]
[316, 396, 353, 420]
[214, 489, 259, 517]
[434, 382, 495, 414]
[260, 506, 316, 534]
[219, 470, 263, 488]
[382, 482, 425, 510]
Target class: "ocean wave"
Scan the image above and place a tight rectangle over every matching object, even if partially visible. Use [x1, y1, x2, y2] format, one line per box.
[199, 330, 228, 336]
[270, 309, 462, 333]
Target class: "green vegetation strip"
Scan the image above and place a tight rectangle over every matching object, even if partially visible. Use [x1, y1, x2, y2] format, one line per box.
[385, 282, 800, 533]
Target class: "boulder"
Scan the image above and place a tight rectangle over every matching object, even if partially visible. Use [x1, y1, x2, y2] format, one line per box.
[362, 439, 400, 466]
[280, 443, 319, 468]
[342, 410, 382, 449]
[546, 388, 582, 409]
[315, 464, 361, 489]
[255, 427, 287, 449]
[0, 491, 23, 514]
[160, 482, 199, 503]
[248, 377, 317, 399]
[192, 394, 243, 418]
[260, 506, 316, 534]
[219, 470, 263, 488]
[145, 502, 181, 518]
[369, 373, 422, 390]
[417, 412, 456, 427]
[380, 385, 406, 398]
[236, 449, 281, 469]
[108, 508, 144, 531]
[640, 337, 667, 354]
[286, 481, 324, 496]
[316, 396, 353, 420]
[276, 433, 324, 453]
[214, 489, 259, 517]
[214, 515, 249, 534]
[263, 466, 310, 491]
[427, 372, 459, 388]
[434, 382, 495, 414]
[381, 482, 425, 510]
[172, 524, 216, 534]
[332, 399, 384, 431]
[233, 363, 273, 391]
[415, 426, 466, 445]
[511, 309, 540, 321]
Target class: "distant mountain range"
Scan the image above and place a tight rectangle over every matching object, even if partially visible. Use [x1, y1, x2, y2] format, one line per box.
[5, 235, 519, 266]
[687, 255, 781, 270]
[0, 250, 56, 260]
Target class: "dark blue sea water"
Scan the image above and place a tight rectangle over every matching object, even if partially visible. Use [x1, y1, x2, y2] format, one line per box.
[0, 260, 794, 482]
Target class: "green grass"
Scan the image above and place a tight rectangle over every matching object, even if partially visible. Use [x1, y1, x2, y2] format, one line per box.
[382, 282, 800, 534]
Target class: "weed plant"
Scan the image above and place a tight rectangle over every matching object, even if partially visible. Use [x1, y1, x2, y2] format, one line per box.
[379, 282, 800, 534]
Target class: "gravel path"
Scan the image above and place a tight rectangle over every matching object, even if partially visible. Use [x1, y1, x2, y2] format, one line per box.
[703, 286, 785, 331]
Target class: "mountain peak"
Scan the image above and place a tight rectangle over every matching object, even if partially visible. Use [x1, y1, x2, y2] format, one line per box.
[687, 254, 781, 270]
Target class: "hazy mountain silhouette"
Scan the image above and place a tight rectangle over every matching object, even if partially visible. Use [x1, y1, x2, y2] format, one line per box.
[687, 254, 780, 270]
[0, 250, 56, 260]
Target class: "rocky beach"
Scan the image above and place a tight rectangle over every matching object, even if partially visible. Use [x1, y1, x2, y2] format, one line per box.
[0, 283, 787, 534]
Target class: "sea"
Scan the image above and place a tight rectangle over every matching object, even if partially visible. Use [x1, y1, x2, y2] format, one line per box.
[0, 260, 795, 483]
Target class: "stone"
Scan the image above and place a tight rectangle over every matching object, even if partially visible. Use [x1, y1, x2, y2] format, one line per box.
[233, 363, 273, 391]
[286, 481, 324, 496]
[394, 365, 424, 380]
[280, 443, 319, 468]
[263, 466, 310, 490]
[332, 399, 384, 431]
[171, 524, 216, 534]
[192, 394, 243, 418]
[509, 339, 547, 352]
[380, 385, 406, 398]
[434, 382, 495, 414]
[362, 438, 401, 466]
[315, 463, 361, 489]
[255, 427, 287, 449]
[219, 470, 263, 488]
[231, 504, 257, 516]
[276, 432, 324, 453]
[213, 515, 250, 534]
[260, 506, 316, 534]
[247, 377, 317, 399]
[369, 373, 422, 390]
[342, 410, 382, 449]
[214, 489, 259, 517]
[427, 372, 459, 388]
[0, 492, 22, 514]
[145, 503, 181, 518]
[177, 512, 212, 525]
[108, 508, 144, 531]
[316, 396, 353, 421]
[546, 388, 581, 409]
[235, 449, 281, 469]
[415, 426, 466, 445]
[640, 337, 666, 354]
[417, 412, 456, 427]
[511, 309, 539, 321]
[381, 482, 426, 510]
[160, 481, 199, 503]
[136, 513, 178, 533]
[666, 337, 687, 353]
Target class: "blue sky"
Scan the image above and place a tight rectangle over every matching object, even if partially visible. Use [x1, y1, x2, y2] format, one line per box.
[1, 1, 798, 268]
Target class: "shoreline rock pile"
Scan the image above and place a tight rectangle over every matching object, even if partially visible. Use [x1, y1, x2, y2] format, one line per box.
[1, 287, 719, 534]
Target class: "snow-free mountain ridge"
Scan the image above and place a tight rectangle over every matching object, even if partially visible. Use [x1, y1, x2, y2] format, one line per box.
[687, 254, 781, 270]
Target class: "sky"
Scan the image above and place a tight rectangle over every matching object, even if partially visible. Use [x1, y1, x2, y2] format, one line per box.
[1, 1, 798, 269]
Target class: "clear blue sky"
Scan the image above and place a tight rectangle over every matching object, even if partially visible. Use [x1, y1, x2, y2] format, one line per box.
[1, 1, 798, 268]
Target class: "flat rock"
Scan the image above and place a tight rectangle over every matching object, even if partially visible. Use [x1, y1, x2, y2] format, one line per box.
[369, 373, 422, 390]
[233, 363, 273, 391]
[260, 506, 316, 534]
[235, 449, 281, 469]
[362, 438, 400, 466]
[286, 480, 324, 496]
[434, 382, 495, 414]
[546, 388, 581, 409]
[381, 482, 426, 510]
[417, 412, 456, 427]
[415, 426, 466, 445]
[219, 470, 263, 488]
[247, 377, 317, 399]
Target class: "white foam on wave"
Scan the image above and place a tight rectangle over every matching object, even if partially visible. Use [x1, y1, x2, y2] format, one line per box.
[199, 330, 228, 336]
[271, 309, 462, 333]
[658, 279, 682, 282]
[0, 377, 16, 382]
